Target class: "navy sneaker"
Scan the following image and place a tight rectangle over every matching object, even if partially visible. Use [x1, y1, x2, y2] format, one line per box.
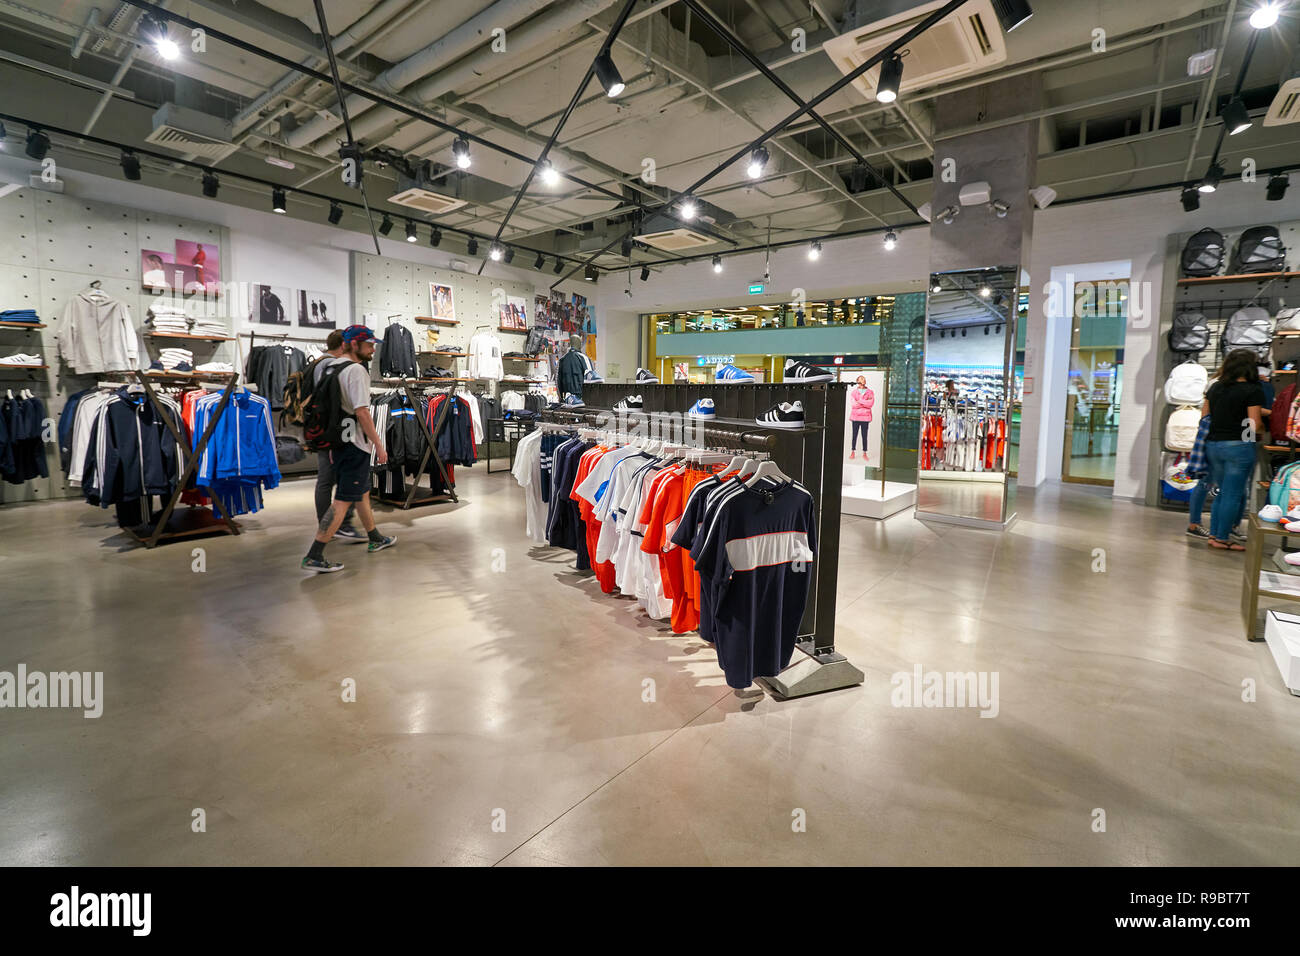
[302, 556, 344, 573]
[715, 363, 755, 383]
[334, 525, 366, 541]
[562, 393, 585, 407]
[635, 368, 659, 384]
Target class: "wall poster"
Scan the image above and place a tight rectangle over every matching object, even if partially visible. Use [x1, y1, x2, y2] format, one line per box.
[838, 369, 885, 467]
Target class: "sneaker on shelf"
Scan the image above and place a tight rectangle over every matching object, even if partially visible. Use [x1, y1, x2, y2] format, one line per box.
[784, 358, 834, 383]
[635, 368, 660, 384]
[715, 363, 755, 383]
[688, 398, 716, 419]
[174, 361, 194, 372]
[562, 393, 585, 407]
[145, 360, 167, 374]
[334, 525, 366, 541]
[367, 534, 398, 554]
[756, 400, 805, 428]
[1259, 504, 1284, 523]
[301, 556, 344, 573]
[613, 394, 643, 412]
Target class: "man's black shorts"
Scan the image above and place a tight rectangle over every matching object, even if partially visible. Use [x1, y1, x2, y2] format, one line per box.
[331, 444, 370, 502]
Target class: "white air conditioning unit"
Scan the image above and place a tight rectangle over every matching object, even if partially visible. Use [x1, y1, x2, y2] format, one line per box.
[387, 186, 467, 215]
[1264, 47, 1300, 126]
[634, 227, 716, 252]
[823, 0, 1007, 103]
[145, 103, 238, 162]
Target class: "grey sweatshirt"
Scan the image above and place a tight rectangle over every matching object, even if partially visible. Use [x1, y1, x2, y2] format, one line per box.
[58, 290, 140, 374]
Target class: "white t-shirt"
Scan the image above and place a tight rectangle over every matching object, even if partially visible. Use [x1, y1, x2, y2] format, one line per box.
[320, 356, 372, 452]
[511, 430, 546, 545]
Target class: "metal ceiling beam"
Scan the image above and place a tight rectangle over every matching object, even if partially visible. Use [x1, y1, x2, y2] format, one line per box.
[1180, 0, 1239, 181]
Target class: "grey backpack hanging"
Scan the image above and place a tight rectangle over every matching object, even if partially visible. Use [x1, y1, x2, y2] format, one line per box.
[1229, 225, 1287, 274]
[1221, 305, 1274, 360]
[1168, 311, 1210, 357]
[1180, 227, 1225, 277]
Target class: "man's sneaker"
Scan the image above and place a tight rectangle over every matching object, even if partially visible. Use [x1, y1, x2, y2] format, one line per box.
[784, 358, 834, 383]
[636, 368, 659, 384]
[613, 394, 642, 412]
[688, 398, 716, 419]
[715, 363, 755, 383]
[368, 534, 398, 554]
[756, 400, 805, 428]
[584, 368, 604, 383]
[562, 393, 585, 407]
[334, 525, 366, 541]
[1230, 529, 1248, 544]
[1186, 525, 1211, 540]
[302, 556, 344, 573]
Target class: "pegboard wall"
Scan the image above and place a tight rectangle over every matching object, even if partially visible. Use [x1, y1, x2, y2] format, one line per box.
[351, 251, 539, 388]
[1147, 215, 1300, 507]
[0, 188, 233, 504]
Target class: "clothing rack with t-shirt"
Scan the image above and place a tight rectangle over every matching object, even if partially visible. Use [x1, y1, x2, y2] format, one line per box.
[920, 391, 1008, 472]
[367, 382, 460, 509]
[520, 381, 859, 698]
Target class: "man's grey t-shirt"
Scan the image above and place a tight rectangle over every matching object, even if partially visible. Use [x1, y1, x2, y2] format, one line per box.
[316, 355, 372, 452]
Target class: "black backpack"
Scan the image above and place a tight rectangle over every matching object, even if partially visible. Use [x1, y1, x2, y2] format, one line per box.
[1168, 311, 1210, 357]
[1180, 227, 1225, 277]
[279, 354, 329, 429]
[302, 360, 350, 452]
[1229, 225, 1287, 274]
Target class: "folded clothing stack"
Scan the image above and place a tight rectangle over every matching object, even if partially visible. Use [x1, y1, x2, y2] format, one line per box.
[147, 303, 191, 334]
[0, 309, 40, 324]
[158, 347, 194, 371]
[0, 353, 43, 365]
[194, 361, 234, 374]
[190, 318, 230, 338]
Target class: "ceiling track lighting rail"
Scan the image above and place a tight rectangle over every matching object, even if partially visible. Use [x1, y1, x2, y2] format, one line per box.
[0, 111, 593, 275]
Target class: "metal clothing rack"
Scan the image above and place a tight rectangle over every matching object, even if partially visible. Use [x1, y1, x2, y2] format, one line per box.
[370, 382, 459, 509]
[560, 382, 862, 699]
[124, 369, 243, 547]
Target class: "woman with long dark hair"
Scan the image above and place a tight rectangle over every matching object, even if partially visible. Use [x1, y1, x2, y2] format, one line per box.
[1202, 349, 1266, 551]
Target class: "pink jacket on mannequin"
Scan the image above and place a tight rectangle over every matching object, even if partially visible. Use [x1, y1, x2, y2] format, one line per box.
[850, 386, 874, 422]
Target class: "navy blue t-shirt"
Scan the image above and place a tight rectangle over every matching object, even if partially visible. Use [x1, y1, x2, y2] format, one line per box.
[690, 481, 816, 688]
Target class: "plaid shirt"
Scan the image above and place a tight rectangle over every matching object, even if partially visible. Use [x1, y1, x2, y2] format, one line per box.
[1186, 415, 1211, 478]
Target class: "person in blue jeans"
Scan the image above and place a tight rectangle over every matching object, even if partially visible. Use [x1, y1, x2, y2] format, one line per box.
[1185, 414, 1214, 540]
[1203, 350, 1266, 552]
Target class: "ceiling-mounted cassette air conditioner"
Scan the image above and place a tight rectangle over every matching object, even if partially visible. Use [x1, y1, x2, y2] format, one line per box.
[387, 186, 467, 215]
[1264, 44, 1300, 126]
[822, 0, 1008, 103]
[145, 103, 239, 162]
[633, 227, 716, 252]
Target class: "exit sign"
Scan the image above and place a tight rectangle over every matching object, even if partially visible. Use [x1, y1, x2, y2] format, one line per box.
[748, 283, 765, 295]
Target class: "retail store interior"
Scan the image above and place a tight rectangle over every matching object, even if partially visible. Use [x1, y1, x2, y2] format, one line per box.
[2, 0, 1300, 869]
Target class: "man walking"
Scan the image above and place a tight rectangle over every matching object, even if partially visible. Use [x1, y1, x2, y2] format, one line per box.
[302, 325, 396, 572]
[313, 330, 362, 541]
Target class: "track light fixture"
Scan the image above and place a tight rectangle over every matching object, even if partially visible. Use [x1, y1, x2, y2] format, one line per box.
[489, 243, 503, 261]
[25, 128, 49, 160]
[1180, 186, 1200, 211]
[119, 150, 141, 181]
[405, 220, 417, 242]
[593, 50, 625, 97]
[883, 230, 897, 250]
[327, 201, 343, 225]
[808, 241, 822, 261]
[620, 237, 633, 257]
[931, 282, 942, 293]
[679, 198, 697, 220]
[0, 120, 6, 146]
[144, 14, 180, 60]
[939, 205, 959, 225]
[980, 286, 992, 298]
[467, 238, 478, 255]
[430, 228, 442, 247]
[1223, 97, 1252, 135]
[711, 255, 723, 273]
[1250, 2, 1281, 29]
[747, 146, 769, 179]
[378, 214, 393, 236]
[504, 247, 515, 264]
[201, 171, 219, 197]
[534, 252, 545, 269]
[962, 327, 967, 337]
[640, 266, 650, 281]
[984, 325, 990, 335]
[539, 160, 559, 187]
[553, 258, 564, 274]
[452, 135, 471, 169]
[1266, 172, 1289, 201]
[584, 265, 599, 281]
[991, 0, 1034, 33]
[876, 54, 903, 103]
[989, 200, 1009, 218]
[1198, 162, 1224, 193]
[271, 187, 286, 213]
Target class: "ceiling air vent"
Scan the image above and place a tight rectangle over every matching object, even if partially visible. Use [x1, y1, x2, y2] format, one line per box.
[1264, 47, 1300, 125]
[387, 186, 467, 215]
[822, 0, 1007, 103]
[634, 227, 716, 252]
[144, 103, 238, 162]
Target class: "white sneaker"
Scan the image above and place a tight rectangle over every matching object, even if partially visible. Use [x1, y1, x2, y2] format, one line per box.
[1285, 551, 1300, 567]
[1260, 505, 1284, 523]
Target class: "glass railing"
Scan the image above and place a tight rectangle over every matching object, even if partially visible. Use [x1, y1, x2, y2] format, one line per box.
[651, 297, 895, 334]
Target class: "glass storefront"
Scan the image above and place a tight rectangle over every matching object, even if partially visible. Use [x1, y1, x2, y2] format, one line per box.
[1062, 279, 1127, 485]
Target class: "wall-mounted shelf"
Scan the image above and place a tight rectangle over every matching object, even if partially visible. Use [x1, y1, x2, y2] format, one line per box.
[498, 326, 528, 334]
[145, 332, 234, 341]
[1177, 271, 1300, 286]
[0, 363, 47, 370]
[421, 350, 466, 357]
[415, 316, 459, 326]
[0, 321, 45, 330]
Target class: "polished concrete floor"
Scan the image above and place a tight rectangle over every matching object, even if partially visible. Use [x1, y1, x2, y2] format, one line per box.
[0, 470, 1297, 866]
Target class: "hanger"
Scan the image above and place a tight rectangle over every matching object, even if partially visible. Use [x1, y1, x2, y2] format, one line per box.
[744, 455, 789, 487]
